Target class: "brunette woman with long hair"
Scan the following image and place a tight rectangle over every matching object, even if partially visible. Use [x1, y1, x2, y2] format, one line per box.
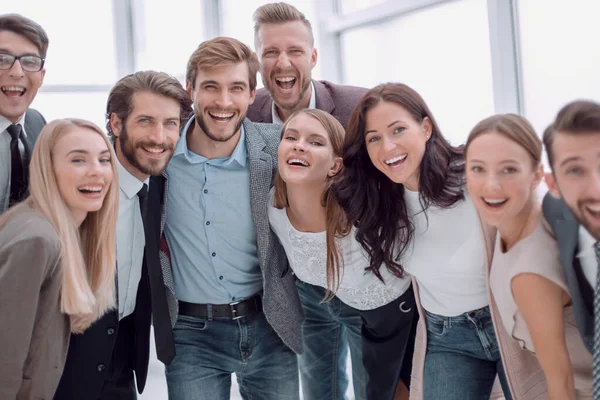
[332, 83, 514, 400]
[465, 114, 592, 399]
[0, 118, 119, 399]
[269, 108, 416, 400]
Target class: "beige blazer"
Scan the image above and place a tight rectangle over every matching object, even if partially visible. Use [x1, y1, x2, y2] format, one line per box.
[409, 215, 548, 400]
[0, 205, 70, 400]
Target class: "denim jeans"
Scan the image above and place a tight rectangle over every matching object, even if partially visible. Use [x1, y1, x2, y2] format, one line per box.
[165, 310, 299, 400]
[423, 306, 513, 400]
[296, 280, 367, 400]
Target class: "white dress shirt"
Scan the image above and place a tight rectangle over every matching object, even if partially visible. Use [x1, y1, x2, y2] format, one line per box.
[578, 226, 598, 290]
[116, 158, 148, 319]
[0, 113, 28, 214]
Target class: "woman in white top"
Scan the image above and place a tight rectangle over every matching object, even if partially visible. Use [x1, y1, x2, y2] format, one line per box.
[465, 114, 592, 399]
[268, 108, 417, 400]
[331, 83, 513, 400]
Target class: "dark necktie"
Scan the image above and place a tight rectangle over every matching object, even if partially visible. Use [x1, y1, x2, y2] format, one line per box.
[593, 241, 600, 398]
[7, 124, 28, 206]
[138, 183, 175, 364]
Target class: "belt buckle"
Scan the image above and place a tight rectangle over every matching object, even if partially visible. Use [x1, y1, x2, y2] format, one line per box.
[230, 299, 243, 320]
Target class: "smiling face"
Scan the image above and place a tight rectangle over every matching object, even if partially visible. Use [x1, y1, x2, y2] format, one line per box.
[110, 91, 181, 181]
[466, 131, 542, 228]
[546, 131, 600, 240]
[278, 113, 341, 186]
[189, 62, 256, 144]
[53, 127, 114, 225]
[0, 30, 45, 123]
[257, 21, 317, 113]
[364, 101, 431, 191]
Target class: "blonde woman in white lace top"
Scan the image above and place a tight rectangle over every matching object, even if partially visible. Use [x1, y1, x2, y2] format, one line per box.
[268, 109, 416, 400]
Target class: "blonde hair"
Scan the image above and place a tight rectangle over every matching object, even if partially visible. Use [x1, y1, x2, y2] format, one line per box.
[186, 37, 260, 92]
[253, 2, 314, 51]
[272, 109, 349, 300]
[2, 118, 119, 333]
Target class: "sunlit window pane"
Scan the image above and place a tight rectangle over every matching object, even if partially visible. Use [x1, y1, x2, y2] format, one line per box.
[518, 0, 600, 135]
[338, 0, 389, 14]
[340, 0, 494, 146]
[30, 92, 109, 131]
[134, 0, 206, 82]
[6, 0, 118, 85]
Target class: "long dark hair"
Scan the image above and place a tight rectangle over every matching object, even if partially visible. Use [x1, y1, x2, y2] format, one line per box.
[332, 83, 465, 279]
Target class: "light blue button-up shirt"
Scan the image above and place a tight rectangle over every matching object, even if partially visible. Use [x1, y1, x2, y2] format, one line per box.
[165, 117, 262, 304]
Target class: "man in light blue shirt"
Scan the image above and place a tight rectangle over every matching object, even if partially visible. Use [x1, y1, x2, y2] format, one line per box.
[157, 37, 303, 400]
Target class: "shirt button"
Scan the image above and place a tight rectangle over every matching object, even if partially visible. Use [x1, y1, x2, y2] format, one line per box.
[97, 364, 106, 372]
[232, 297, 236, 301]
[212, 252, 216, 257]
[206, 221, 210, 226]
[204, 189, 208, 194]
[106, 328, 115, 336]
[219, 276, 223, 280]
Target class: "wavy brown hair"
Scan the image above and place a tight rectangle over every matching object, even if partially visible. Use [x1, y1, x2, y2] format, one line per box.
[272, 109, 349, 298]
[332, 83, 465, 279]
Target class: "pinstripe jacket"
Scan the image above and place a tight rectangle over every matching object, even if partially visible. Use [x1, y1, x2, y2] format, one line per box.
[153, 118, 304, 354]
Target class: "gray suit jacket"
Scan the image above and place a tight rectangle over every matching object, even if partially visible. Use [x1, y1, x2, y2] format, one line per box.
[24, 108, 46, 146]
[247, 79, 367, 129]
[156, 118, 304, 354]
[542, 193, 594, 353]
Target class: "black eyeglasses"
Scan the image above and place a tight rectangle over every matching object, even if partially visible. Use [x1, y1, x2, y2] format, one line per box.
[0, 53, 45, 72]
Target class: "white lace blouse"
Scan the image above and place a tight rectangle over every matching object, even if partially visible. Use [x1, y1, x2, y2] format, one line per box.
[268, 190, 411, 310]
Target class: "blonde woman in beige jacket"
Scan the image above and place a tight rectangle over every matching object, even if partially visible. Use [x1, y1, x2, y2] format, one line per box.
[0, 118, 119, 400]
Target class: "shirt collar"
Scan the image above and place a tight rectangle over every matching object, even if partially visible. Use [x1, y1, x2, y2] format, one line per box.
[117, 156, 148, 199]
[0, 113, 27, 137]
[271, 81, 317, 125]
[578, 225, 597, 256]
[173, 115, 247, 167]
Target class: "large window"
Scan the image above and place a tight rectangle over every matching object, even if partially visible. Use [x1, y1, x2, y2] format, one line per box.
[518, 0, 600, 135]
[340, 0, 495, 146]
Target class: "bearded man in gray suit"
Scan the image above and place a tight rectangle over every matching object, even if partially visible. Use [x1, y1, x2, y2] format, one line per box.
[542, 100, 600, 354]
[247, 2, 365, 129]
[153, 36, 302, 400]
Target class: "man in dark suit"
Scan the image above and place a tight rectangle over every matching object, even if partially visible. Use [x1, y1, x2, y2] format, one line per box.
[54, 71, 193, 400]
[0, 14, 48, 214]
[155, 36, 303, 400]
[542, 100, 600, 355]
[247, 3, 365, 129]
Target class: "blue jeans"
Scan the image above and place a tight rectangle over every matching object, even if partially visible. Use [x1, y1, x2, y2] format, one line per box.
[296, 280, 367, 400]
[423, 306, 513, 400]
[165, 310, 299, 400]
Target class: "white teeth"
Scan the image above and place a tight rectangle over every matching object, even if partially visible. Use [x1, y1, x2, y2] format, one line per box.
[587, 204, 600, 212]
[483, 198, 507, 204]
[144, 147, 164, 153]
[79, 186, 102, 192]
[385, 155, 407, 165]
[209, 112, 234, 118]
[276, 77, 295, 82]
[288, 158, 309, 166]
[1, 86, 25, 92]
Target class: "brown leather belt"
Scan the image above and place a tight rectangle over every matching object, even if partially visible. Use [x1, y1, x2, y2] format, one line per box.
[178, 294, 262, 320]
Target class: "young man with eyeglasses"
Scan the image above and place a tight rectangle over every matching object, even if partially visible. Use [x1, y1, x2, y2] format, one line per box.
[0, 14, 47, 214]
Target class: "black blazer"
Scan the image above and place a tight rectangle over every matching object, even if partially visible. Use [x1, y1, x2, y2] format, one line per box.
[542, 193, 594, 353]
[54, 176, 168, 399]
